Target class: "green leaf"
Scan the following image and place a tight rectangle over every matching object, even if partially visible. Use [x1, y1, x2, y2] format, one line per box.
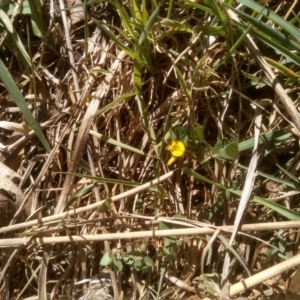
[170, 126, 189, 143]
[162, 252, 176, 262]
[190, 123, 204, 143]
[100, 252, 111, 266]
[174, 66, 191, 103]
[133, 257, 146, 270]
[144, 256, 154, 267]
[186, 168, 300, 221]
[111, 255, 123, 271]
[214, 139, 238, 160]
[228, 189, 300, 221]
[123, 254, 134, 265]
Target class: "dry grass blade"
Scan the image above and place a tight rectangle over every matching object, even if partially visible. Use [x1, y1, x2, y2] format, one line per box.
[1, 220, 300, 247]
[221, 105, 262, 294]
[230, 253, 300, 297]
[0, 170, 175, 233]
[55, 50, 126, 214]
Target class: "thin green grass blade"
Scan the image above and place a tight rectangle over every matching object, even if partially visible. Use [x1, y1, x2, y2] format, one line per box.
[132, 50, 158, 152]
[227, 188, 300, 221]
[108, 0, 136, 41]
[218, 235, 251, 276]
[89, 130, 154, 158]
[207, 0, 227, 31]
[93, 90, 137, 117]
[264, 57, 299, 79]
[132, 0, 143, 25]
[174, 66, 191, 104]
[28, 0, 46, 37]
[60, 172, 140, 187]
[186, 168, 300, 221]
[183, 0, 212, 14]
[236, 164, 300, 189]
[0, 9, 38, 75]
[276, 163, 300, 185]
[0, 59, 51, 152]
[93, 20, 135, 57]
[138, 5, 159, 46]
[229, 5, 300, 53]
[238, 128, 291, 152]
[214, 23, 252, 70]
[166, 0, 173, 18]
[141, 0, 149, 25]
[227, 5, 300, 66]
[236, 0, 300, 42]
[183, 168, 223, 189]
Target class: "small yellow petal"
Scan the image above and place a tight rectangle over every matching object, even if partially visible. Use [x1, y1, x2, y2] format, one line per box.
[167, 156, 177, 166]
[167, 140, 185, 157]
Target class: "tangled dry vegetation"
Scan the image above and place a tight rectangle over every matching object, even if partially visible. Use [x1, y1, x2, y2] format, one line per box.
[2, 0, 300, 299]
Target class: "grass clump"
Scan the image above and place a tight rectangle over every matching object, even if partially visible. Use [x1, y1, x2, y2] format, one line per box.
[1, 0, 300, 299]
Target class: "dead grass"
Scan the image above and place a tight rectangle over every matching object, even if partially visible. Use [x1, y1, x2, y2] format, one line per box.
[1, 0, 300, 299]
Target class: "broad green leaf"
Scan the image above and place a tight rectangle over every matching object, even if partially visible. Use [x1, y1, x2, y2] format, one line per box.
[170, 126, 189, 143]
[214, 139, 238, 160]
[100, 252, 111, 266]
[133, 258, 144, 270]
[111, 255, 123, 271]
[144, 256, 154, 267]
[190, 123, 204, 143]
[123, 254, 134, 265]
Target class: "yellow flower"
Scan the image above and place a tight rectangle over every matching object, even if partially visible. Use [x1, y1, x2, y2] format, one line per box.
[166, 140, 186, 165]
